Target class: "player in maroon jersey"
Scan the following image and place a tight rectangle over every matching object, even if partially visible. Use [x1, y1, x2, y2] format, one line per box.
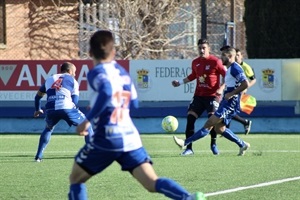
[172, 39, 226, 155]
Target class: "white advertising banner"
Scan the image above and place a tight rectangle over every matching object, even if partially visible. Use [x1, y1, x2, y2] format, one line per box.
[130, 59, 282, 102]
[129, 60, 194, 101]
[244, 59, 282, 101]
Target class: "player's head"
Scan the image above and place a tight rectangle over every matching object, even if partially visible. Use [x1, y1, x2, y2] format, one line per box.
[89, 30, 115, 61]
[197, 39, 210, 58]
[220, 46, 236, 66]
[235, 48, 243, 64]
[60, 62, 76, 77]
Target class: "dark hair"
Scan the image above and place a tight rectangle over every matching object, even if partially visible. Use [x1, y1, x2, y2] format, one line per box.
[220, 45, 231, 51]
[221, 46, 236, 55]
[197, 38, 209, 46]
[89, 30, 114, 60]
[235, 48, 241, 53]
[60, 62, 74, 73]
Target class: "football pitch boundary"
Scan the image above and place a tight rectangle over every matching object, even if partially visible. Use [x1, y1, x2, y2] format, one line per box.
[1, 149, 300, 155]
[1, 134, 300, 139]
[205, 176, 300, 197]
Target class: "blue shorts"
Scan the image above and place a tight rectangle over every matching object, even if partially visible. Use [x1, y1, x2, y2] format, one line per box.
[74, 144, 153, 175]
[214, 98, 239, 126]
[45, 109, 86, 129]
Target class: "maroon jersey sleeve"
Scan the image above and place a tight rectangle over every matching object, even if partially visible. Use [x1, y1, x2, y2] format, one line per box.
[216, 58, 226, 77]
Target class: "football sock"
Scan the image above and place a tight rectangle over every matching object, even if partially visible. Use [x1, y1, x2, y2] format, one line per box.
[155, 177, 190, 200]
[222, 128, 244, 148]
[35, 127, 53, 159]
[210, 129, 217, 146]
[233, 115, 247, 125]
[68, 183, 87, 200]
[185, 127, 210, 146]
[185, 114, 196, 150]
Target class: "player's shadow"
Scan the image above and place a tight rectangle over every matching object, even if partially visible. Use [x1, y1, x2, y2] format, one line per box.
[46, 156, 74, 160]
[1, 154, 32, 158]
[0, 155, 74, 162]
[149, 154, 181, 158]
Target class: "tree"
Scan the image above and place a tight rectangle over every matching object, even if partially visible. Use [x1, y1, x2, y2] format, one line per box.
[79, 0, 200, 59]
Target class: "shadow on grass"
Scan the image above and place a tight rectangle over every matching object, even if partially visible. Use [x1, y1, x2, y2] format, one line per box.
[0, 154, 74, 161]
[45, 156, 74, 160]
[149, 153, 186, 158]
[0, 154, 33, 158]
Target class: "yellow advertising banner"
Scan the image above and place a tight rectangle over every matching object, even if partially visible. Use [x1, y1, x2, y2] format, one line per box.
[282, 59, 300, 100]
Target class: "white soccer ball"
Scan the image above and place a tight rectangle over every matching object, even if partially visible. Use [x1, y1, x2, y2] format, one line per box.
[161, 115, 179, 133]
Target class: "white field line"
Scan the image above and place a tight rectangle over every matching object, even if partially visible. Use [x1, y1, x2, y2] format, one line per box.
[205, 176, 300, 197]
[0, 135, 300, 139]
[0, 151, 78, 154]
[0, 149, 300, 154]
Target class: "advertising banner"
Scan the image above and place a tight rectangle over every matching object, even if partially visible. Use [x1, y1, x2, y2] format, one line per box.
[281, 59, 300, 100]
[243, 59, 282, 101]
[0, 59, 286, 102]
[0, 60, 129, 101]
[129, 60, 194, 101]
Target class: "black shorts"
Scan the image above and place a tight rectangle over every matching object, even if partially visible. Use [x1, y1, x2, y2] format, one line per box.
[188, 96, 220, 117]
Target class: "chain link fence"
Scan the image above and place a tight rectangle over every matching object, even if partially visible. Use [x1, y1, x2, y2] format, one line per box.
[0, 0, 247, 60]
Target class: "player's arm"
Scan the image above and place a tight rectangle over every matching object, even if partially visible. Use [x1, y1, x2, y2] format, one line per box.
[34, 84, 46, 117]
[216, 60, 227, 95]
[86, 80, 111, 121]
[172, 77, 191, 87]
[71, 95, 79, 107]
[217, 79, 226, 96]
[130, 82, 139, 109]
[172, 60, 196, 87]
[77, 77, 112, 136]
[71, 80, 80, 107]
[247, 67, 256, 88]
[243, 63, 256, 88]
[225, 80, 248, 100]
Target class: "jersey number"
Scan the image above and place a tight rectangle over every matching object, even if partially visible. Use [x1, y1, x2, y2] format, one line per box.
[51, 78, 63, 90]
[110, 91, 131, 124]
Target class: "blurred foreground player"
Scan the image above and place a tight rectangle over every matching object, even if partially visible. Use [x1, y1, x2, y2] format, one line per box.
[67, 30, 205, 200]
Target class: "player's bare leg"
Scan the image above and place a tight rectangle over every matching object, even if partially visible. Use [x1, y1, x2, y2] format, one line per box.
[174, 115, 221, 148]
[68, 162, 92, 200]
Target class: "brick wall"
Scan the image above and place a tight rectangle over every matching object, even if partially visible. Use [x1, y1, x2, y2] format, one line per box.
[0, 0, 79, 60]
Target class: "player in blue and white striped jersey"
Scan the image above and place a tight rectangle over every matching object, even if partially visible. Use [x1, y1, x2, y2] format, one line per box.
[67, 30, 204, 200]
[34, 62, 93, 162]
[174, 47, 250, 156]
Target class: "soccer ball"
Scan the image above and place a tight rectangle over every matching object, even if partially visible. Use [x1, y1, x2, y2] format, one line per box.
[161, 115, 179, 133]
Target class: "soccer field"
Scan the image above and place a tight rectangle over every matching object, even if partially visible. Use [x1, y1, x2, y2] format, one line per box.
[0, 134, 299, 200]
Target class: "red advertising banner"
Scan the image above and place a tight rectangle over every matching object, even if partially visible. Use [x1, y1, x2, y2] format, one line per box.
[0, 60, 129, 101]
[0, 60, 129, 90]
